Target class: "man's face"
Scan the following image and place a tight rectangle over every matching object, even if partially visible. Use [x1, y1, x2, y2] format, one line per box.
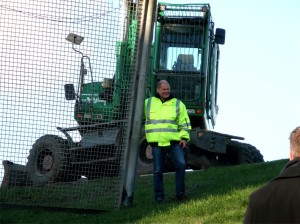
[157, 83, 170, 100]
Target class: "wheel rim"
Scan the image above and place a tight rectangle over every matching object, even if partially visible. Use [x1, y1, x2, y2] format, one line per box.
[42, 155, 53, 170]
[145, 145, 153, 160]
[37, 148, 53, 174]
[139, 141, 153, 164]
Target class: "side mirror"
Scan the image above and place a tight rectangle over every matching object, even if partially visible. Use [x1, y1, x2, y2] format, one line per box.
[64, 84, 76, 100]
[215, 28, 226, 45]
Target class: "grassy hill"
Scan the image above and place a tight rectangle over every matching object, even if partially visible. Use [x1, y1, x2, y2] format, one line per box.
[1, 159, 288, 224]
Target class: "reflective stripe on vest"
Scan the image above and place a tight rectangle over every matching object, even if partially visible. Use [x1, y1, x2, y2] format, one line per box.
[145, 97, 180, 135]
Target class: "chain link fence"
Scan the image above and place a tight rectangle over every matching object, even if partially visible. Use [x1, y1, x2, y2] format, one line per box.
[0, 0, 146, 210]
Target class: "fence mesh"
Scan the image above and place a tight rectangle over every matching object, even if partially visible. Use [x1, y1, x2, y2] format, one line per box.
[0, 0, 143, 210]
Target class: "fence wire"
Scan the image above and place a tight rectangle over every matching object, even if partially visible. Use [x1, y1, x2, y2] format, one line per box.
[0, 0, 143, 210]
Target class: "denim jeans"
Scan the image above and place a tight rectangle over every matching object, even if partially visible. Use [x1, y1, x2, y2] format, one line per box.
[152, 144, 186, 200]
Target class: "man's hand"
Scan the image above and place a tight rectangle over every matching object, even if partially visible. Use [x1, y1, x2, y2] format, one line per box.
[179, 139, 187, 148]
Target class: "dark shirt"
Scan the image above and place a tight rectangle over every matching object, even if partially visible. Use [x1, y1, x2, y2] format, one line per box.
[244, 158, 300, 223]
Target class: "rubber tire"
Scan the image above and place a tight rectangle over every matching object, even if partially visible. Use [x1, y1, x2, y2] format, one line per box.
[219, 140, 264, 165]
[27, 135, 69, 186]
[137, 138, 154, 175]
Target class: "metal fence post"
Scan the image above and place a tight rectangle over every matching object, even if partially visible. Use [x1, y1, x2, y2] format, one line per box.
[120, 0, 157, 207]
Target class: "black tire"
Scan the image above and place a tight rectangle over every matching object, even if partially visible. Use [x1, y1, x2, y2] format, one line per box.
[219, 140, 264, 165]
[27, 135, 71, 186]
[137, 138, 154, 175]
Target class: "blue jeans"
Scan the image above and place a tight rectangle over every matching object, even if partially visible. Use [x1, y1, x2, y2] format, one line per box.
[152, 144, 186, 200]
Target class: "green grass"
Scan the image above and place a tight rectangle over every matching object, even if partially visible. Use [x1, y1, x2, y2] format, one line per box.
[0, 159, 288, 224]
[0, 177, 120, 209]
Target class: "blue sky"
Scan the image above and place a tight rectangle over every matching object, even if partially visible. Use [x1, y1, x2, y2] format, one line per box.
[165, 0, 300, 161]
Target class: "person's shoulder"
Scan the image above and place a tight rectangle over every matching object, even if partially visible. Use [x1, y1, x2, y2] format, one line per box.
[249, 177, 281, 201]
[171, 95, 183, 103]
[145, 96, 155, 101]
[170, 95, 179, 102]
[248, 185, 269, 206]
[145, 96, 160, 104]
[175, 98, 187, 107]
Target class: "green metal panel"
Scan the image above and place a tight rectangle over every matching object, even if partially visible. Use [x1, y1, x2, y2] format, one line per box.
[74, 7, 139, 125]
[148, 2, 220, 128]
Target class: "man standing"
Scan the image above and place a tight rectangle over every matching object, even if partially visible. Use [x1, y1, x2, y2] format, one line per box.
[244, 126, 300, 223]
[144, 80, 191, 203]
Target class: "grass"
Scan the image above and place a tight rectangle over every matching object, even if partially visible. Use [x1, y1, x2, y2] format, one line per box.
[0, 159, 288, 224]
[0, 177, 120, 209]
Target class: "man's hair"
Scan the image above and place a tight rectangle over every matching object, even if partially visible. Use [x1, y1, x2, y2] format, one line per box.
[289, 126, 300, 158]
[156, 80, 170, 89]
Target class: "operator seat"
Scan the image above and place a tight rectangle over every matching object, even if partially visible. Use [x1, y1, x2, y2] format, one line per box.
[176, 54, 196, 71]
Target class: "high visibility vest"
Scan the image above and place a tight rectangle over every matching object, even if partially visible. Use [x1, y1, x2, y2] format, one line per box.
[144, 96, 191, 147]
